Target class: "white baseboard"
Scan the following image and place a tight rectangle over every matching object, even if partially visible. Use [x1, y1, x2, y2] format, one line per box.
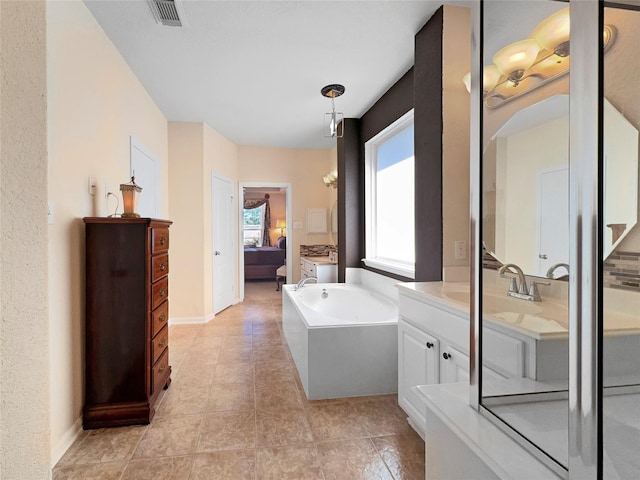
[51, 417, 83, 467]
[169, 312, 214, 325]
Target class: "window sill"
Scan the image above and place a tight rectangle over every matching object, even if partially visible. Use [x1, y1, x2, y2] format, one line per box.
[362, 258, 415, 280]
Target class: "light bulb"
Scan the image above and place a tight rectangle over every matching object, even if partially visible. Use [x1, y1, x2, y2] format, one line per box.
[533, 8, 570, 52]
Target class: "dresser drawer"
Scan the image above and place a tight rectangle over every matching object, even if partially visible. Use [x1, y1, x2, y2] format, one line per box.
[152, 325, 169, 365]
[151, 227, 169, 254]
[151, 301, 169, 338]
[151, 253, 169, 282]
[152, 348, 170, 394]
[151, 277, 169, 310]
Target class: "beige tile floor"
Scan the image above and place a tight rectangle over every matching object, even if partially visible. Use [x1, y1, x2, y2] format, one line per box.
[53, 280, 425, 480]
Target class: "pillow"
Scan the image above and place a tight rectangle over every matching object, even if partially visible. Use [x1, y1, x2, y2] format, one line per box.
[276, 236, 286, 249]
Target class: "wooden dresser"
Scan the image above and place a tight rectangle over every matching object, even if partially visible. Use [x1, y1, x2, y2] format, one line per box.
[83, 217, 172, 429]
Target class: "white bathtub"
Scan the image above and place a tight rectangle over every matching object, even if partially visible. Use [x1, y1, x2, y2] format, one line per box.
[282, 283, 399, 400]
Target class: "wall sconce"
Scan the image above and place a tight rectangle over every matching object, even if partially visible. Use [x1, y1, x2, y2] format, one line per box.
[323, 170, 338, 189]
[276, 219, 286, 237]
[321, 84, 345, 138]
[119, 176, 142, 218]
[464, 8, 615, 109]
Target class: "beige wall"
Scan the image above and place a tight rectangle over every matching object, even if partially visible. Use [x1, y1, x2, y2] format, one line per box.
[47, 0, 169, 463]
[238, 146, 336, 283]
[496, 116, 568, 274]
[442, 6, 471, 277]
[169, 122, 239, 320]
[0, 1, 51, 477]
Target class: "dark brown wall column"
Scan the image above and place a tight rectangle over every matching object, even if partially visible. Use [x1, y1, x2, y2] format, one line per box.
[414, 6, 444, 281]
[337, 118, 362, 282]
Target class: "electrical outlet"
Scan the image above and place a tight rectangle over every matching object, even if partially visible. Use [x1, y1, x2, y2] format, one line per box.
[48, 202, 54, 224]
[104, 182, 111, 199]
[293, 221, 303, 230]
[454, 240, 466, 260]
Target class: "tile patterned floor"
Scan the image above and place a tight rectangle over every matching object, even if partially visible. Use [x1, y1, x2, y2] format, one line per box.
[53, 280, 425, 479]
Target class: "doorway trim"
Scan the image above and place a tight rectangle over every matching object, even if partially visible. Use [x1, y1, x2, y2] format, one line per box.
[238, 182, 292, 301]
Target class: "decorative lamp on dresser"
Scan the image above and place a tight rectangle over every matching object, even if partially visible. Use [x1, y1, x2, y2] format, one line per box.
[83, 217, 172, 429]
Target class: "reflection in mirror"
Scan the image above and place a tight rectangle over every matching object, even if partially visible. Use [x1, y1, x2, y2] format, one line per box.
[480, 1, 571, 473]
[483, 95, 638, 278]
[603, 5, 640, 479]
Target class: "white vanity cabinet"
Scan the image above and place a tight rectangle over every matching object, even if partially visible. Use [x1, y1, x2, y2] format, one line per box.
[397, 284, 520, 437]
[300, 257, 337, 283]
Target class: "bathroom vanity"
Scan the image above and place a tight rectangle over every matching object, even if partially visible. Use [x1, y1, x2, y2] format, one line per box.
[300, 256, 337, 283]
[397, 281, 640, 438]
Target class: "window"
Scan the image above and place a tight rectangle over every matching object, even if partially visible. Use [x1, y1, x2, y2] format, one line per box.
[243, 205, 265, 246]
[364, 110, 415, 278]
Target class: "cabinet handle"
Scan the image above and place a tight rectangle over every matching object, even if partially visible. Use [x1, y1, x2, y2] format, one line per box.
[159, 313, 166, 322]
[442, 352, 451, 360]
[160, 263, 167, 271]
[159, 237, 167, 245]
[426, 342, 434, 349]
[159, 289, 166, 297]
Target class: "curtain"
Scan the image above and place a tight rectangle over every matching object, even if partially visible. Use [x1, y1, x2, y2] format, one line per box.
[243, 194, 271, 246]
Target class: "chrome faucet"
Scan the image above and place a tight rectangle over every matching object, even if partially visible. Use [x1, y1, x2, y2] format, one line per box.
[296, 276, 317, 290]
[498, 263, 549, 302]
[546, 263, 569, 280]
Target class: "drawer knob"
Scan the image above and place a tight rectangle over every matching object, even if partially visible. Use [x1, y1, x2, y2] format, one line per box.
[158, 340, 166, 349]
[158, 364, 167, 374]
[159, 313, 166, 322]
[159, 237, 167, 245]
[426, 342, 434, 349]
[160, 289, 166, 297]
[160, 263, 167, 271]
[442, 352, 451, 360]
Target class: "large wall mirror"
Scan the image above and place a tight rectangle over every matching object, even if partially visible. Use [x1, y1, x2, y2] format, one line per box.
[484, 94, 639, 278]
[479, 1, 640, 476]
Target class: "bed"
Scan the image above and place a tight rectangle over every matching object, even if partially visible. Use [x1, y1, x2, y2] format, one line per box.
[244, 243, 286, 280]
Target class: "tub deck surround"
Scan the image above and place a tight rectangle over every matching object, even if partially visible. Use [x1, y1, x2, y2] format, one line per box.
[282, 283, 399, 400]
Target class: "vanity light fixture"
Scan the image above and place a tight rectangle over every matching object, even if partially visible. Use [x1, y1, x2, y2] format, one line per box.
[321, 84, 345, 138]
[323, 170, 338, 189]
[463, 8, 616, 108]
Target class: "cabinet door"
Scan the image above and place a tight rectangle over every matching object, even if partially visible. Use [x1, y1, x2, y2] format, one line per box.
[398, 319, 439, 433]
[439, 344, 508, 385]
[439, 345, 469, 384]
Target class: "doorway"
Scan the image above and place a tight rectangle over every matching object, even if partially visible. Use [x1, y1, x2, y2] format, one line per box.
[238, 182, 292, 301]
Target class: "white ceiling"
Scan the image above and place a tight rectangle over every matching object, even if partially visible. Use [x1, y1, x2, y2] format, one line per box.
[83, 0, 457, 149]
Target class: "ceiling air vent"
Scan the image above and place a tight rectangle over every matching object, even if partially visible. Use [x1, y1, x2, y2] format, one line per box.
[147, 0, 187, 27]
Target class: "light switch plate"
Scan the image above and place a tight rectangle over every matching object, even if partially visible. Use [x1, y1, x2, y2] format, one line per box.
[48, 202, 54, 224]
[454, 240, 466, 260]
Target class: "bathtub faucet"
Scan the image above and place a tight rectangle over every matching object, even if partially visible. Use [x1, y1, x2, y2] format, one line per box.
[296, 276, 318, 290]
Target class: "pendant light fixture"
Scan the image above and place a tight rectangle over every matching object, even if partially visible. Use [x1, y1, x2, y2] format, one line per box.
[321, 84, 345, 138]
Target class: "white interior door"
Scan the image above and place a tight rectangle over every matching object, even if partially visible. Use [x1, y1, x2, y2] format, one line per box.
[130, 137, 159, 218]
[213, 175, 234, 314]
[537, 168, 569, 276]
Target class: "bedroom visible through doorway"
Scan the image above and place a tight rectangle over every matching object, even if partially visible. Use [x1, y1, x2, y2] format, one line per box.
[239, 183, 292, 301]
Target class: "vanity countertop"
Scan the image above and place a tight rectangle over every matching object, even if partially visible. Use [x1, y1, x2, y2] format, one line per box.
[396, 281, 640, 340]
[301, 255, 337, 265]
